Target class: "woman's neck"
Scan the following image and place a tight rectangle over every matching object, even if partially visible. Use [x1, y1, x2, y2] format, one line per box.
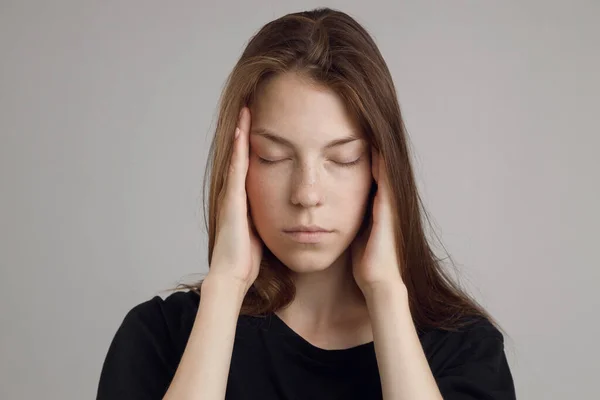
[276, 251, 367, 330]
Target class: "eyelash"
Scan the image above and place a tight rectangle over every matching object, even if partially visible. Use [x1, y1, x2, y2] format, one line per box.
[257, 157, 361, 168]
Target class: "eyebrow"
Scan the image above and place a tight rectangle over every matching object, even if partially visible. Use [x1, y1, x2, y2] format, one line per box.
[250, 128, 362, 149]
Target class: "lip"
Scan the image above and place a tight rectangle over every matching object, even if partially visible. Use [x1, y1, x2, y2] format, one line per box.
[284, 225, 330, 233]
[284, 231, 331, 244]
[283, 225, 332, 243]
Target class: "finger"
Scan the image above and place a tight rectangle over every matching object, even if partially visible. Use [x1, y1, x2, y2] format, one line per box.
[226, 107, 251, 200]
[371, 147, 380, 183]
[377, 150, 390, 191]
[372, 149, 393, 215]
[247, 210, 259, 238]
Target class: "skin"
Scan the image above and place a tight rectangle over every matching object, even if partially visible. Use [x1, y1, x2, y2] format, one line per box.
[164, 72, 444, 399]
[246, 72, 374, 346]
[246, 72, 443, 399]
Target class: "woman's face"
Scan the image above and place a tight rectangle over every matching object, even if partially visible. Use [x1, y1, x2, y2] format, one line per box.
[246, 72, 373, 274]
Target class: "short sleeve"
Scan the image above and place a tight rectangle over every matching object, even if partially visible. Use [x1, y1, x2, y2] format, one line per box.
[96, 297, 177, 400]
[435, 333, 516, 400]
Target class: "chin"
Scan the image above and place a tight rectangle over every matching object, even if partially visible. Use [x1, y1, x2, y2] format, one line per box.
[268, 245, 348, 275]
[280, 258, 333, 274]
[259, 230, 354, 274]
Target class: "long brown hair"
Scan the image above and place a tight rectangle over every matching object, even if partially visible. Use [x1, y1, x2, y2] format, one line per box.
[175, 7, 501, 334]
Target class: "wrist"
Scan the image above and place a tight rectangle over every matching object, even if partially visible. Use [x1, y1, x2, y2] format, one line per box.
[362, 278, 408, 305]
[203, 272, 248, 303]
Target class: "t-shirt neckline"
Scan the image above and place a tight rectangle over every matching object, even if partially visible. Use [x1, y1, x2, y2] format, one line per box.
[267, 312, 375, 365]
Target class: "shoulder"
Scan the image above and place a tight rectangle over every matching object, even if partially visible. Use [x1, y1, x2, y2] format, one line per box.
[100, 291, 200, 377]
[420, 317, 516, 398]
[420, 315, 504, 344]
[97, 291, 200, 398]
[125, 290, 200, 324]
[114, 290, 200, 356]
[126, 290, 199, 334]
[420, 316, 507, 372]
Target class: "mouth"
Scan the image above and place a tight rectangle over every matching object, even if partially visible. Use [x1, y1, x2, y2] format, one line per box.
[282, 225, 332, 243]
[283, 230, 332, 244]
[283, 225, 330, 233]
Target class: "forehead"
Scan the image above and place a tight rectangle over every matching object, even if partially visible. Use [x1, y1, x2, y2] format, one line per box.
[249, 73, 363, 144]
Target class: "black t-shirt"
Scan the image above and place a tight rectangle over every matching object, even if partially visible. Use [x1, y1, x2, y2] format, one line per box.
[97, 290, 516, 399]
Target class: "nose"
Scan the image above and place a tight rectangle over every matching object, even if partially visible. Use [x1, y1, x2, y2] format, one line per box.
[290, 164, 322, 207]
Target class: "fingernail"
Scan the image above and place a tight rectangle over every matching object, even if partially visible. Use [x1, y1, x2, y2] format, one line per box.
[235, 127, 241, 140]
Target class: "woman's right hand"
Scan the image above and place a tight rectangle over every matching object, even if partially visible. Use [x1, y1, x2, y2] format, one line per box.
[207, 106, 263, 295]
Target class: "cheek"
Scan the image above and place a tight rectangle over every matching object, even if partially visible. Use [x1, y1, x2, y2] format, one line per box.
[246, 164, 285, 222]
[332, 167, 373, 221]
[337, 165, 372, 197]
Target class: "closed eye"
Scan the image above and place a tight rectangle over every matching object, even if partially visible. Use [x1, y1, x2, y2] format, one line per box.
[257, 157, 362, 167]
[257, 157, 286, 165]
[334, 158, 361, 167]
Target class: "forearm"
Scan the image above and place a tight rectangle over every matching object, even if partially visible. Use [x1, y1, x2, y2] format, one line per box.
[163, 274, 246, 400]
[364, 281, 443, 400]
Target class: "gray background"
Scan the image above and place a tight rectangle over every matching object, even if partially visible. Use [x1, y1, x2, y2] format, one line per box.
[1, 1, 598, 399]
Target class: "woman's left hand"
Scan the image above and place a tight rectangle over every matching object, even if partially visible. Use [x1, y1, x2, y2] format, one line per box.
[351, 147, 405, 294]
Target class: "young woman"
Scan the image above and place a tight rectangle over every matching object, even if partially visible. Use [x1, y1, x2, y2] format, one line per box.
[97, 7, 516, 400]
